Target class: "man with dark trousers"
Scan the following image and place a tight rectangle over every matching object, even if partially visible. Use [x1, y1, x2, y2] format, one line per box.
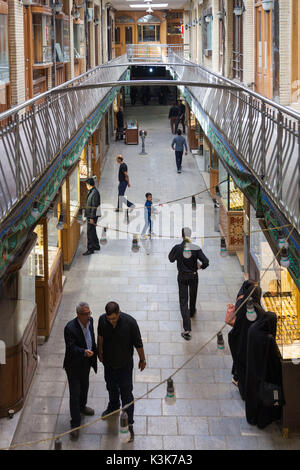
[116, 106, 124, 141]
[98, 301, 146, 442]
[83, 178, 101, 255]
[175, 99, 186, 134]
[168, 102, 179, 134]
[116, 155, 135, 211]
[168, 227, 209, 341]
[171, 129, 188, 173]
[63, 302, 97, 440]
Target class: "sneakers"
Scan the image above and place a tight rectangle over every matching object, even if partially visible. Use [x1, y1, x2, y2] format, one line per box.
[177, 169, 181, 174]
[128, 425, 134, 442]
[101, 406, 120, 419]
[232, 377, 239, 387]
[181, 332, 192, 341]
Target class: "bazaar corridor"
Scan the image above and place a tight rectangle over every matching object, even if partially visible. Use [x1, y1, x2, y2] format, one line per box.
[4, 105, 299, 451]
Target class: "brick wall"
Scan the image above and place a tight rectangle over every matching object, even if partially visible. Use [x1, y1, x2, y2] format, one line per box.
[279, 0, 291, 105]
[242, 0, 254, 88]
[8, 0, 25, 106]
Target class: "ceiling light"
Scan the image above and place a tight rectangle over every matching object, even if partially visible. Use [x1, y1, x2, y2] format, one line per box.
[146, 6, 153, 12]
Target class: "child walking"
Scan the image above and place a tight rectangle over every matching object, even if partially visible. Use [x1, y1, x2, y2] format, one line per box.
[141, 192, 155, 238]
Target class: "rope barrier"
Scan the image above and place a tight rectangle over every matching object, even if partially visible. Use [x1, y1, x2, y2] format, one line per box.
[1, 226, 294, 451]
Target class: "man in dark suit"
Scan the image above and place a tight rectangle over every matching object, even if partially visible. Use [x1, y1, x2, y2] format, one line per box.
[63, 302, 98, 440]
[83, 178, 101, 256]
[168, 227, 209, 341]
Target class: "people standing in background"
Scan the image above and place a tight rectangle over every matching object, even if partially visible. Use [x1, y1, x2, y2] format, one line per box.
[83, 178, 101, 256]
[168, 227, 209, 341]
[168, 103, 179, 134]
[130, 86, 138, 105]
[63, 302, 97, 440]
[115, 155, 135, 212]
[98, 301, 146, 442]
[171, 129, 188, 173]
[116, 106, 124, 141]
[175, 99, 186, 134]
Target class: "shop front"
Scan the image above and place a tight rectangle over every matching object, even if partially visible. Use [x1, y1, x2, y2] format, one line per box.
[0, 233, 38, 417]
[249, 206, 300, 435]
[218, 160, 244, 254]
[79, 127, 101, 207]
[33, 196, 63, 338]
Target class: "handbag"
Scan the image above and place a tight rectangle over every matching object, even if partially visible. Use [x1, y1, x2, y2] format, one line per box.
[225, 303, 236, 327]
[224, 295, 243, 327]
[258, 338, 283, 408]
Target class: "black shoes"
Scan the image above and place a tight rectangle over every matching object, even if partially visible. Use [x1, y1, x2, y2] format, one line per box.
[82, 250, 94, 256]
[128, 425, 134, 442]
[181, 332, 192, 341]
[101, 406, 120, 419]
[81, 406, 95, 416]
[70, 428, 79, 440]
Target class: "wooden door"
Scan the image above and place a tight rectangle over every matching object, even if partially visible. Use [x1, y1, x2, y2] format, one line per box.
[115, 25, 133, 57]
[255, 4, 273, 99]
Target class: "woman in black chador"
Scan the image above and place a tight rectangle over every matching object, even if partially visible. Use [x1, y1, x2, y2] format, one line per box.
[245, 311, 283, 429]
[228, 281, 265, 400]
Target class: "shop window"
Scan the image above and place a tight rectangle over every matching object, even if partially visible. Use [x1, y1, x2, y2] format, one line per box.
[0, 13, 8, 83]
[69, 166, 79, 219]
[233, 0, 243, 81]
[138, 24, 160, 42]
[115, 26, 120, 44]
[33, 14, 52, 64]
[73, 22, 85, 58]
[219, 163, 243, 211]
[138, 14, 160, 24]
[115, 15, 134, 24]
[203, 9, 213, 56]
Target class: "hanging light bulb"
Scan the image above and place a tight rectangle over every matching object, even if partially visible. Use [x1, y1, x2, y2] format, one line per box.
[277, 230, 288, 250]
[246, 298, 257, 322]
[54, 438, 62, 450]
[220, 237, 227, 256]
[77, 208, 84, 225]
[165, 378, 176, 405]
[31, 202, 39, 219]
[100, 227, 108, 245]
[56, 214, 64, 230]
[119, 411, 131, 444]
[191, 195, 196, 210]
[280, 247, 290, 268]
[217, 331, 224, 350]
[132, 234, 140, 252]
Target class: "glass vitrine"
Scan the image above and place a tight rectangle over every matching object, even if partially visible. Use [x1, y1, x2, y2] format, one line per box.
[33, 14, 52, 64]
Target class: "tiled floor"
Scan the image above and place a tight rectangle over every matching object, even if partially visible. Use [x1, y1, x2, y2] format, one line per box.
[7, 105, 300, 450]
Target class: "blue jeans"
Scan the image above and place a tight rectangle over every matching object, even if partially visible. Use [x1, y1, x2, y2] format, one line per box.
[117, 181, 134, 209]
[104, 361, 134, 425]
[175, 151, 183, 171]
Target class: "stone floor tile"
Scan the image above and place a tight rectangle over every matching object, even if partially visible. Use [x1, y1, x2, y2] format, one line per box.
[134, 368, 161, 383]
[177, 417, 209, 436]
[208, 417, 242, 436]
[162, 399, 192, 416]
[59, 433, 101, 450]
[30, 381, 66, 398]
[148, 416, 177, 435]
[189, 399, 220, 417]
[135, 399, 162, 416]
[163, 436, 195, 450]
[219, 399, 246, 417]
[194, 435, 227, 450]
[225, 435, 259, 450]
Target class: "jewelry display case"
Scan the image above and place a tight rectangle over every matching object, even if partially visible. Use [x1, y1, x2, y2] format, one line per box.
[219, 162, 244, 252]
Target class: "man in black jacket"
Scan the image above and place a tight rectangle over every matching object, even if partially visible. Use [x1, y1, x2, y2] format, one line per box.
[83, 178, 101, 255]
[175, 100, 186, 134]
[63, 302, 98, 439]
[168, 227, 209, 340]
[168, 103, 179, 134]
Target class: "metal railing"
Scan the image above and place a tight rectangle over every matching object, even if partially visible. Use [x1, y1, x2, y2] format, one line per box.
[0, 55, 127, 223]
[126, 43, 190, 62]
[166, 51, 300, 232]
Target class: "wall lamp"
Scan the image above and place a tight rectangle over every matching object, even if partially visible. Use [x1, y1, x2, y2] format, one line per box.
[205, 14, 213, 23]
[262, 0, 274, 12]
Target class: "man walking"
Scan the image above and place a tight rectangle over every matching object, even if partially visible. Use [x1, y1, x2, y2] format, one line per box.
[171, 129, 188, 173]
[83, 178, 101, 256]
[168, 228, 209, 340]
[63, 302, 97, 440]
[116, 155, 135, 211]
[175, 99, 186, 134]
[98, 301, 146, 442]
[168, 102, 179, 134]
